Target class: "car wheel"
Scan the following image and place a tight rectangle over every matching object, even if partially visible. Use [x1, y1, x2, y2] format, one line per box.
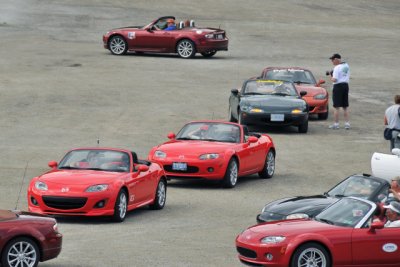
[149, 179, 167, 210]
[290, 242, 331, 267]
[318, 108, 329, 120]
[109, 35, 128, 55]
[298, 120, 308, 133]
[112, 189, 128, 222]
[201, 50, 217, 58]
[177, 39, 196, 58]
[258, 150, 275, 179]
[222, 158, 238, 188]
[229, 106, 237, 122]
[1, 237, 40, 267]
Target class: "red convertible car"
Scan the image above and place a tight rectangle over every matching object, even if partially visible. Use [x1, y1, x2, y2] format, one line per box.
[148, 121, 275, 188]
[28, 148, 167, 222]
[236, 197, 399, 267]
[103, 16, 228, 58]
[261, 67, 329, 120]
[0, 209, 62, 267]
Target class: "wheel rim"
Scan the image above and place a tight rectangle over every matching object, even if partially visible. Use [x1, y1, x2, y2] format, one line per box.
[297, 248, 327, 267]
[178, 41, 193, 58]
[157, 181, 166, 206]
[118, 192, 127, 219]
[267, 151, 275, 176]
[7, 241, 37, 267]
[110, 37, 126, 54]
[230, 161, 238, 185]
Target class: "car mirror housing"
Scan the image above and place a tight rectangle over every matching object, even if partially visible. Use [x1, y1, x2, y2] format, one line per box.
[167, 132, 176, 139]
[231, 89, 239, 95]
[300, 91, 307, 97]
[48, 161, 58, 168]
[248, 136, 258, 143]
[369, 220, 384, 232]
[317, 79, 326, 86]
[136, 165, 149, 173]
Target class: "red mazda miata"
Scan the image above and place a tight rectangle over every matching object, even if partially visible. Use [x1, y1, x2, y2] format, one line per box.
[28, 148, 167, 222]
[103, 16, 228, 58]
[236, 197, 400, 267]
[148, 121, 275, 188]
[0, 209, 62, 267]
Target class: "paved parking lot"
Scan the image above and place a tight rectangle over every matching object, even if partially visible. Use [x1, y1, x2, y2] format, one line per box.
[1, 0, 399, 266]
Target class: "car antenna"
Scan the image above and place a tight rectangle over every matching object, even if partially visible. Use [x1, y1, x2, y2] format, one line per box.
[212, 112, 215, 120]
[97, 137, 100, 147]
[15, 159, 32, 210]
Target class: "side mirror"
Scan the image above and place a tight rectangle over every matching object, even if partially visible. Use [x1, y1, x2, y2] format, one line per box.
[300, 91, 307, 97]
[231, 89, 239, 95]
[369, 220, 384, 233]
[167, 132, 176, 139]
[316, 79, 326, 86]
[248, 136, 258, 143]
[137, 164, 149, 173]
[48, 161, 58, 168]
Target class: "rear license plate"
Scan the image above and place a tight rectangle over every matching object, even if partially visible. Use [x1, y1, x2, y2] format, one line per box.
[271, 114, 284, 121]
[216, 34, 224, 39]
[172, 162, 187, 171]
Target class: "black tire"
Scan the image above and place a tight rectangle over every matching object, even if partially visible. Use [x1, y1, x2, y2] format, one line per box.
[177, 39, 196, 58]
[149, 179, 167, 210]
[222, 158, 238, 188]
[1, 237, 40, 267]
[112, 189, 128, 222]
[258, 150, 275, 179]
[201, 50, 217, 58]
[290, 243, 331, 267]
[229, 106, 237, 122]
[318, 106, 329, 120]
[108, 35, 128, 55]
[298, 120, 308, 133]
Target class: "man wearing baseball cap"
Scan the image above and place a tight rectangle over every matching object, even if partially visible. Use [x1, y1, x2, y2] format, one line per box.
[328, 53, 351, 130]
[383, 201, 400, 227]
[164, 18, 176, 31]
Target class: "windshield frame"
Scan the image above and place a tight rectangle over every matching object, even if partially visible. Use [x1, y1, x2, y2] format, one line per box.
[176, 122, 242, 143]
[264, 69, 317, 84]
[242, 80, 298, 97]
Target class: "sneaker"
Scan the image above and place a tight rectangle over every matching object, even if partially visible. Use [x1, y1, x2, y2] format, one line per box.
[344, 122, 351, 130]
[329, 123, 340, 129]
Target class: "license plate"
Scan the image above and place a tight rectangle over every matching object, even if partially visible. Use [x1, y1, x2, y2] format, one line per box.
[216, 34, 223, 39]
[172, 162, 187, 171]
[271, 114, 284, 121]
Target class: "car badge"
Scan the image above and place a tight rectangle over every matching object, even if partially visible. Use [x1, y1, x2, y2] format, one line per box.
[179, 155, 185, 159]
[61, 187, 69, 193]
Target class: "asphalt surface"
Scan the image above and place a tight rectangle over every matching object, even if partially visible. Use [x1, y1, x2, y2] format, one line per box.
[0, 0, 399, 266]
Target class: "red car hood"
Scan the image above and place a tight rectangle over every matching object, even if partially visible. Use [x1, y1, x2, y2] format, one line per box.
[295, 84, 326, 97]
[157, 140, 235, 157]
[37, 170, 124, 186]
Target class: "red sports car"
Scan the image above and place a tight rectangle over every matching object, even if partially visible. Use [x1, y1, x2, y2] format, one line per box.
[261, 67, 329, 120]
[103, 16, 228, 58]
[148, 121, 275, 188]
[0, 209, 62, 267]
[236, 197, 400, 267]
[28, 148, 167, 222]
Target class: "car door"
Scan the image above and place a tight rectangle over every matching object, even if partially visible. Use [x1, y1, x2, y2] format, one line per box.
[236, 128, 260, 173]
[126, 165, 154, 205]
[132, 29, 175, 52]
[351, 227, 400, 265]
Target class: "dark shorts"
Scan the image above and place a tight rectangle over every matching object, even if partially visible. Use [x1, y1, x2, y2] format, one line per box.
[332, 83, 349, 108]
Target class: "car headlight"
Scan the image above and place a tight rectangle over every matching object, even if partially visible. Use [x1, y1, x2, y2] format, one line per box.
[86, 184, 108, 192]
[241, 105, 251, 112]
[35, 181, 48, 191]
[314, 93, 327, 100]
[205, 33, 214, 39]
[199, 153, 219, 160]
[286, 213, 309, 220]
[260, 236, 286, 244]
[154, 150, 166, 158]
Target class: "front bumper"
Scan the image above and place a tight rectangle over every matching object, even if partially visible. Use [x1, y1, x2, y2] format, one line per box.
[240, 112, 308, 127]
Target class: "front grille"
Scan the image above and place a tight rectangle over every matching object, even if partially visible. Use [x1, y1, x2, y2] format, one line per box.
[237, 246, 257, 259]
[164, 165, 199, 173]
[43, 196, 87, 210]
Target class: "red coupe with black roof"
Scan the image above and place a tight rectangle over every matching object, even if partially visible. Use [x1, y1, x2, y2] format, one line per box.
[103, 16, 228, 58]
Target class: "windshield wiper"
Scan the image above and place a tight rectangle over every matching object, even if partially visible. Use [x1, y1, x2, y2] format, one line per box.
[293, 81, 312, 84]
[271, 92, 290, 96]
[244, 92, 264, 95]
[59, 166, 78, 170]
[316, 218, 335, 225]
[86, 168, 104, 171]
[201, 138, 219, 142]
[177, 137, 194, 140]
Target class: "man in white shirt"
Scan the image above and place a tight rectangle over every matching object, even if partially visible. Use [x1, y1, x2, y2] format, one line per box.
[383, 201, 400, 227]
[384, 95, 400, 150]
[328, 53, 351, 130]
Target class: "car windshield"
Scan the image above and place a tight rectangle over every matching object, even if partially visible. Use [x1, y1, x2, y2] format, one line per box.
[243, 80, 297, 96]
[58, 150, 130, 172]
[176, 122, 241, 143]
[327, 175, 384, 200]
[315, 198, 373, 228]
[264, 69, 316, 84]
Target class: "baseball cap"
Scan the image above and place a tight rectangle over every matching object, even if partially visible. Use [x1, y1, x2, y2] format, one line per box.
[167, 19, 175, 23]
[383, 201, 400, 214]
[329, 53, 341, 60]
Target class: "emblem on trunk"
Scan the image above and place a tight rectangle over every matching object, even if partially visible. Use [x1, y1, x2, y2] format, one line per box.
[61, 187, 69, 192]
